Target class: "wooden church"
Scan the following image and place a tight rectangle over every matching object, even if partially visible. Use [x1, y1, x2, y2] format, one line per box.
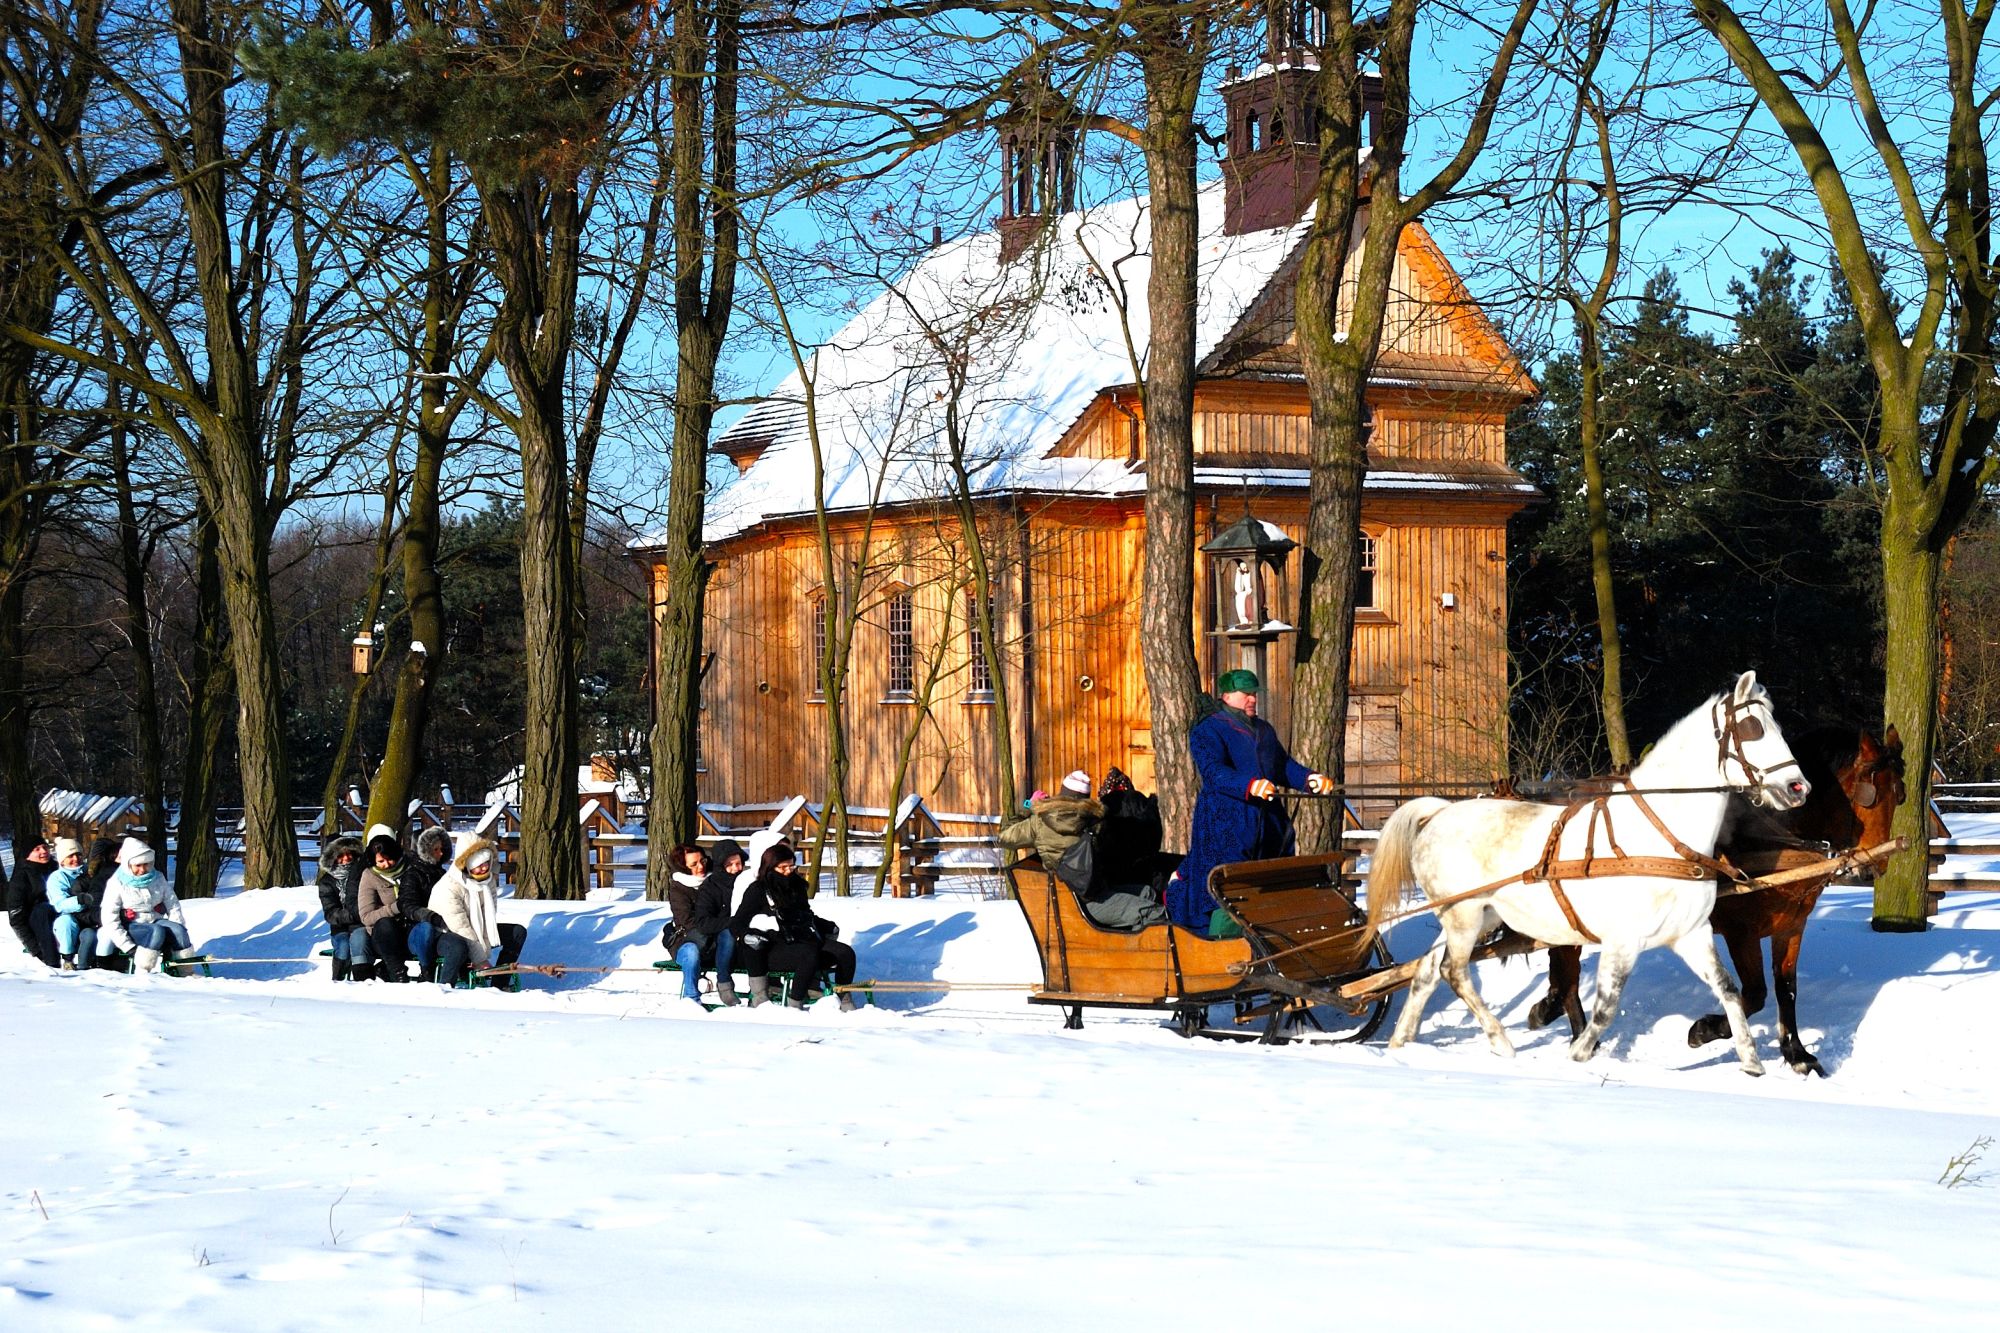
[636, 35, 1538, 837]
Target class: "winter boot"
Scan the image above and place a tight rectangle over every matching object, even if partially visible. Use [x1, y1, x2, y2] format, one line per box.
[745, 976, 771, 1008]
[838, 991, 858, 1013]
[132, 946, 162, 975]
[330, 957, 349, 982]
[417, 961, 438, 984]
[714, 977, 739, 1007]
[60, 955, 77, 972]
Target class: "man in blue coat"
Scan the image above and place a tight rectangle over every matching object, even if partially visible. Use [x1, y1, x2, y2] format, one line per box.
[1167, 669, 1333, 934]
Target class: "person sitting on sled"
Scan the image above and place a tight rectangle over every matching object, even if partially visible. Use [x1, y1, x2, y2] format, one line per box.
[1167, 668, 1333, 935]
[100, 838, 194, 972]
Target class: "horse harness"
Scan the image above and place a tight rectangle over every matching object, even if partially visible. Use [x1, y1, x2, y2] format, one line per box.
[1503, 693, 1793, 944]
[1523, 786, 1749, 944]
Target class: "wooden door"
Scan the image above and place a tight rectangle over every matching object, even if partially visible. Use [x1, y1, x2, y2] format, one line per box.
[1344, 694, 1401, 826]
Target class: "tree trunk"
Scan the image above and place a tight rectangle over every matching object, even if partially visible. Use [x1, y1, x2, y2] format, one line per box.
[173, 0, 298, 888]
[646, 0, 739, 900]
[174, 509, 230, 900]
[1577, 334, 1631, 769]
[0, 575, 32, 852]
[108, 409, 168, 861]
[207, 439, 300, 886]
[647, 460, 709, 899]
[514, 395, 584, 899]
[332, 473, 397, 837]
[367, 151, 457, 832]
[1290, 345, 1365, 856]
[1874, 512, 1943, 929]
[1135, 45, 1207, 850]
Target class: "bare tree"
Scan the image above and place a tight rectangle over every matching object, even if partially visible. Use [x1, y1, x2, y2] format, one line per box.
[1692, 0, 2000, 927]
[1287, 0, 1540, 852]
[647, 0, 743, 896]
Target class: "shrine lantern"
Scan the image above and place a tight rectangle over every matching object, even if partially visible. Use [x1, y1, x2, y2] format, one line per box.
[1204, 508, 1296, 632]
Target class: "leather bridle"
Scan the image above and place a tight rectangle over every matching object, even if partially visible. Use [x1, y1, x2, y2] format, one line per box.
[1713, 695, 1801, 798]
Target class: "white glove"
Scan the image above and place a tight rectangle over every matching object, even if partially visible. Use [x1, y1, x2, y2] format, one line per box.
[1247, 778, 1277, 801]
[1306, 773, 1334, 795]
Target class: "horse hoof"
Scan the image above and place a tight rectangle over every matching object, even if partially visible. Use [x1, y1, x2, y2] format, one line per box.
[1687, 1017, 1727, 1049]
[1740, 1059, 1765, 1077]
[1568, 1041, 1596, 1063]
[1791, 1057, 1826, 1078]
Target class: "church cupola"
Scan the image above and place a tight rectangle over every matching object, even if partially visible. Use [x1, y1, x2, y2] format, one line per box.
[994, 69, 1078, 262]
[1221, 1, 1383, 235]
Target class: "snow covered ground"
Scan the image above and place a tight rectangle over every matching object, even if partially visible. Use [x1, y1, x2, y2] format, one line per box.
[6, 852, 1999, 1328]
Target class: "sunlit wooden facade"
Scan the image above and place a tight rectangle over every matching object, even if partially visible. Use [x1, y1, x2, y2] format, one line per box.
[641, 202, 1536, 832]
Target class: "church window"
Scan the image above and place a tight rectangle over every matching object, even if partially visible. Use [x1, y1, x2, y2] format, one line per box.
[966, 594, 995, 700]
[886, 589, 915, 698]
[807, 590, 829, 700]
[1357, 533, 1379, 610]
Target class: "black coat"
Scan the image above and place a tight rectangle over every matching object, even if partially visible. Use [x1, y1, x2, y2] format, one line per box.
[732, 869, 833, 946]
[8, 857, 52, 931]
[666, 871, 735, 953]
[316, 861, 364, 933]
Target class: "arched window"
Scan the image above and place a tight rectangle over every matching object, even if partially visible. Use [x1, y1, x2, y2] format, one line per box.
[1269, 109, 1286, 145]
[1245, 111, 1260, 153]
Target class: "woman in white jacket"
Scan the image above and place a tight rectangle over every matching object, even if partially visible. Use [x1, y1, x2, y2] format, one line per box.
[428, 838, 527, 986]
[100, 838, 192, 973]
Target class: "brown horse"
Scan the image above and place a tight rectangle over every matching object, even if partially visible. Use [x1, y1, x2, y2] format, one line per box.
[1526, 725, 1905, 1076]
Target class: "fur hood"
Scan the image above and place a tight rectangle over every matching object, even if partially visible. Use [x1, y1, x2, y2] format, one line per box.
[1032, 795, 1102, 836]
[323, 835, 364, 866]
[454, 837, 497, 872]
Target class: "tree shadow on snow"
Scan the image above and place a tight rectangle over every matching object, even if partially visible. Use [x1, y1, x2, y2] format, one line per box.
[849, 912, 980, 1012]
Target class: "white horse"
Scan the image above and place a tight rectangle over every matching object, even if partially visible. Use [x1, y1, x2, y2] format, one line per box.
[1368, 671, 1809, 1076]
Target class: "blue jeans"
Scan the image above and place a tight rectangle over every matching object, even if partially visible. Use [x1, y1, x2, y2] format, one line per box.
[329, 927, 373, 964]
[409, 920, 437, 973]
[54, 914, 97, 960]
[675, 930, 735, 1000]
[129, 919, 192, 955]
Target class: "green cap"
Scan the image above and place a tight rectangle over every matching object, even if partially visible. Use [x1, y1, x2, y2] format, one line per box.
[1217, 668, 1261, 694]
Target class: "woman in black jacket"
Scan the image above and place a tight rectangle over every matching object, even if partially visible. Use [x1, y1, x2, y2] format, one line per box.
[665, 843, 737, 1007]
[315, 835, 370, 980]
[730, 842, 857, 1010]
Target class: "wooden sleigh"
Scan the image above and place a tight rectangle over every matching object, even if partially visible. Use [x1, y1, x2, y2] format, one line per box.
[1009, 850, 1394, 1043]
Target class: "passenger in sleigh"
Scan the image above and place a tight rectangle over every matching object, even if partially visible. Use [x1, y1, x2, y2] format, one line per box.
[1001, 771, 1169, 931]
[1168, 669, 1334, 936]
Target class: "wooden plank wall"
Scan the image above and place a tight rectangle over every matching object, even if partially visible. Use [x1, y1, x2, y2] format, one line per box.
[690, 520, 1010, 826]
[678, 493, 1510, 827]
[1057, 388, 1506, 468]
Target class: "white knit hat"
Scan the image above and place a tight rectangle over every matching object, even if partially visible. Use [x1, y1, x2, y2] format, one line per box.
[1060, 770, 1092, 796]
[53, 836, 82, 863]
[119, 836, 155, 868]
[365, 823, 396, 845]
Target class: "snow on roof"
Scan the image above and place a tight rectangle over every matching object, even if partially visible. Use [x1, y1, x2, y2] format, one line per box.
[659, 181, 1313, 548]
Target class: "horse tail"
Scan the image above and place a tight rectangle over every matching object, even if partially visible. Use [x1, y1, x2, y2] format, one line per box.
[1365, 797, 1452, 942]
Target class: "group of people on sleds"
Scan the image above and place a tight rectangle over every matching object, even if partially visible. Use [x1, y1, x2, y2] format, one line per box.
[317, 825, 528, 987]
[8, 833, 198, 973]
[660, 834, 859, 1010]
